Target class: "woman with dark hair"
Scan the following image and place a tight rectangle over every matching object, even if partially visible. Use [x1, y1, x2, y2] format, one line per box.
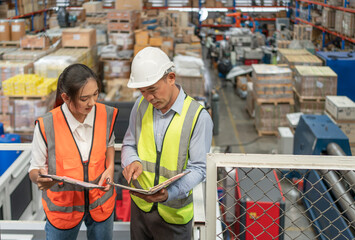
[29, 63, 118, 239]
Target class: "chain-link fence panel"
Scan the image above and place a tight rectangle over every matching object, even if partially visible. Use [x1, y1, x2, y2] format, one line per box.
[206, 154, 355, 240]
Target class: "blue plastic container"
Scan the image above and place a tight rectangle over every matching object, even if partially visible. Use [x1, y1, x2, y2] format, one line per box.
[0, 133, 21, 176]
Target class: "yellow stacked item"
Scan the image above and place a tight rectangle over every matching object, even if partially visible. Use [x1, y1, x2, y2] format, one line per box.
[14, 76, 26, 96]
[37, 78, 58, 96]
[25, 75, 44, 95]
[3, 74, 47, 96]
[2, 77, 15, 95]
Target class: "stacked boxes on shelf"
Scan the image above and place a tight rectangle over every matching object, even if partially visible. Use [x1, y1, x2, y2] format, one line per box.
[335, 10, 343, 34]
[343, 13, 355, 38]
[252, 64, 295, 136]
[294, 66, 337, 114]
[325, 96, 355, 152]
[322, 7, 335, 29]
[293, 24, 313, 41]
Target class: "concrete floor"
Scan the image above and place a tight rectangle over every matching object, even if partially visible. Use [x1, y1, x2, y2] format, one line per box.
[202, 51, 319, 240]
[203, 54, 278, 154]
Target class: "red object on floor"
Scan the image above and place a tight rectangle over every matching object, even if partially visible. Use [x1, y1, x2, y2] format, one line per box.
[235, 168, 285, 240]
[116, 189, 131, 222]
[244, 59, 259, 65]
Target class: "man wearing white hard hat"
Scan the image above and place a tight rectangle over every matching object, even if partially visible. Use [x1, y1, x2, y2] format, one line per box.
[121, 47, 213, 239]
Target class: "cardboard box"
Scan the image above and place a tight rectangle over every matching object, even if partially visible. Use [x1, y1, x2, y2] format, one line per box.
[20, 35, 50, 49]
[108, 33, 134, 50]
[325, 96, 355, 121]
[162, 37, 174, 50]
[108, 22, 134, 32]
[107, 10, 138, 20]
[343, 12, 355, 38]
[294, 66, 337, 98]
[293, 24, 313, 41]
[149, 36, 163, 46]
[135, 30, 149, 45]
[322, 7, 335, 28]
[116, 0, 142, 10]
[62, 28, 96, 48]
[334, 10, 343, 33]
[82, 1, 103, 13]
[103, 60, 131, 79]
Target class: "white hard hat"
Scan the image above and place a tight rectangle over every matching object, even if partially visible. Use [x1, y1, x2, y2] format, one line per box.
[128, 47, 174, 88]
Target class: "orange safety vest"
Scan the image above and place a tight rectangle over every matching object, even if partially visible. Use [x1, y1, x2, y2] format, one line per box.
[36, 103, 118, 229]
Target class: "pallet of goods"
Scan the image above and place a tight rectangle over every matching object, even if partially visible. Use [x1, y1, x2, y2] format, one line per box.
[255, 103, 294, 136]
[293, 24, 313, 41]
[252, 64, 294, 104]
[251, 64, 295, 136]
[278, 48, 312, 64]
[294, 66, 337, 98]
[2, 74, 56, 133]
[325, 96, 355, 146]
[20, 35, 50, 50]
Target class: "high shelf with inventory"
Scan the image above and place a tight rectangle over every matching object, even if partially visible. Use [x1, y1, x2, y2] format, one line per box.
[294, 0, 355, 49]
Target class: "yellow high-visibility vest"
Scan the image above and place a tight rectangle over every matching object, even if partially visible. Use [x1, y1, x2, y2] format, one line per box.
[132, 95, 203, 224]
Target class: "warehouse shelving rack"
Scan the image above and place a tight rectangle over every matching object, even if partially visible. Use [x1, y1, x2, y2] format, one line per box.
[3, 0, 55, 32]
[294, 0, 355, 49]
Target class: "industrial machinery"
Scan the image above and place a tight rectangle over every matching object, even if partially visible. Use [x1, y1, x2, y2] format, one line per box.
[294, 115, 355, 239]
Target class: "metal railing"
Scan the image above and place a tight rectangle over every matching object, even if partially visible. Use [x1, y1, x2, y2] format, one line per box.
[0, 143, 203, 240]
[206, 153, 355, 240]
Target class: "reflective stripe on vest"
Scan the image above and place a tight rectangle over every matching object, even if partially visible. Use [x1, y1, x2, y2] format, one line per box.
[132, 95, 203, 224]
[38, 103, 118, 229]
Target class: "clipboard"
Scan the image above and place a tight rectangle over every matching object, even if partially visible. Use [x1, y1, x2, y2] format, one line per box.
[39, 174, 105, 189]
[107, 171, 190, 195]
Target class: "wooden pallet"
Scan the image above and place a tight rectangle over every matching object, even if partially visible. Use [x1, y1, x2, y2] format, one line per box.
[0, 41, 20, 47]
[256, 98, 294, 105]
[256, 129, 278, 137]
[107, 30, 133, 35]
[293, 87, 326, 103]
[5, 95, 51, 100]
[22, 47, 48, 51]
